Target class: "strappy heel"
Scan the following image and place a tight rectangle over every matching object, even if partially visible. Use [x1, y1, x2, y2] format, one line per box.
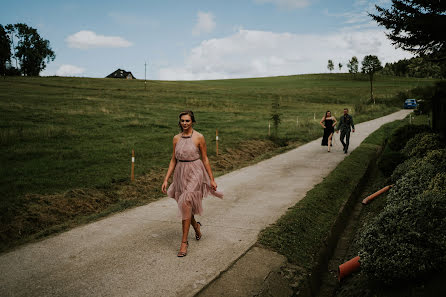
[195, 222, 202, 241]
[177, 241, 188, 257]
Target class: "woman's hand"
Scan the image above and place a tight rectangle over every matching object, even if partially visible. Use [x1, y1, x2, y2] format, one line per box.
[161, 180, 168, 194]
[210, 180, 217, 191]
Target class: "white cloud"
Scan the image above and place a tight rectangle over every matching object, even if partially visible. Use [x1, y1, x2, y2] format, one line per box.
[192, 11, 216, 36]
[56, 64, 85, 76]
[66, 30, 132, 49]
[158, 29, 413, 80]
[254, 0, 310, 9]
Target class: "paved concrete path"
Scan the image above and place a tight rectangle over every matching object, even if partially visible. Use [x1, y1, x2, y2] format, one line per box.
[0, 110, 411, 297]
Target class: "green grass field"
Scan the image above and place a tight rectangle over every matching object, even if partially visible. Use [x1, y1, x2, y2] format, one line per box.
[0, 73, 435, 250]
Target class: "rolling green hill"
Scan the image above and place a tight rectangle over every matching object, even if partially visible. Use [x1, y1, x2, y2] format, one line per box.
[0, 73, 435, 250]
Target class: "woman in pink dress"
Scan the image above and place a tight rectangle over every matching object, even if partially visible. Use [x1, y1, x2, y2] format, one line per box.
[162, 110, 223, 257]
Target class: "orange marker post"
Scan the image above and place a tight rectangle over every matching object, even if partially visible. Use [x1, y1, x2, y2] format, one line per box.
[216, 129, 219, 156]
[362, 185, 393, 205]
[338, 256, 360, 281]
[131, 149, 135, 181]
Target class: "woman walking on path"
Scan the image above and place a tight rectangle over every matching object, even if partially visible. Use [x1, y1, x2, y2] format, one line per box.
[162, 110, 223, 257]
[320, 111, 337, 152]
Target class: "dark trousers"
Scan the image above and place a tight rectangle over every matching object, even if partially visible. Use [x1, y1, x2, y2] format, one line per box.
[340, 129, 351, 151]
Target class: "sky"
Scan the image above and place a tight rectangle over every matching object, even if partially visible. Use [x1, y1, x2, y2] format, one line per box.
[2, 0, 414, 80]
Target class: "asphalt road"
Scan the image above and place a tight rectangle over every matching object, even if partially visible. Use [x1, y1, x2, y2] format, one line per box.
[0, 110, 412, 297]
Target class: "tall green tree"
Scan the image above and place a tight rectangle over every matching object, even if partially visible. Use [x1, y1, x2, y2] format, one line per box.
[347, 56, 359, 75]
[370, 0, 446, 59]
[361, 55, 383, 104]
[0, 25, 11, 77]
[5, 23, 55, 76]
[338, 62, 343, 72]
[327, 59, 334, 72]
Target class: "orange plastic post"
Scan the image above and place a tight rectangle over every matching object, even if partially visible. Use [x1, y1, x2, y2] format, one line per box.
[216, 129, 219, 156]
[338, 256, 360, 281]
[131, 149, 135, 181]
[362, 185, 393, 205]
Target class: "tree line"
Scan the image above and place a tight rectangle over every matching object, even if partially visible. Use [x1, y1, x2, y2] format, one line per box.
[328, 55, 382, 104]
[0, 23, 55, 77]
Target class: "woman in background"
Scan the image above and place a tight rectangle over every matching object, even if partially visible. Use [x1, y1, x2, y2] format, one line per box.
[320, 111, 337, 152]
[162, 110, 223, 257]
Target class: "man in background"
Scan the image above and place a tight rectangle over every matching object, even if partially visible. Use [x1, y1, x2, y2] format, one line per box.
[336, 108, 355, 154]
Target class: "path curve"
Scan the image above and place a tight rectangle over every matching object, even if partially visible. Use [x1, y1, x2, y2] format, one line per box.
[0, 110, 411, 297]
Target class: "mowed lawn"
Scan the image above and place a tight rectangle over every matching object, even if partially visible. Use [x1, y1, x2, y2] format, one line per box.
[0, 73, 435, 249]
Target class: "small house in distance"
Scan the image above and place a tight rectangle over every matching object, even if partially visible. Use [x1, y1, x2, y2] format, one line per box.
[106, 69, 136, 79]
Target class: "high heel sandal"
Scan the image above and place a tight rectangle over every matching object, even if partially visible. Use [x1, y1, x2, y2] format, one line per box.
[195, 222, 202, 241]
[177, 241, 188, 257]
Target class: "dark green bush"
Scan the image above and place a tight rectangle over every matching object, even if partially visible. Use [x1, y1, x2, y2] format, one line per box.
[387, 163, 437, 206]
[391, 157, 417, 183]
[426, 172, 446, 194]
[377, 147, 406, 177]
[359, 191, 446, 284]
[388, 149, 446, 205]
[401, 133, 443, 158]
[387, 124, 431, 151]
[391, 149, 446, 183]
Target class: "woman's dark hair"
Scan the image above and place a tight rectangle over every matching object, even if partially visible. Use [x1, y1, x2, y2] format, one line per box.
[178, 110, 196, 131]
[325, 110, 331, 119]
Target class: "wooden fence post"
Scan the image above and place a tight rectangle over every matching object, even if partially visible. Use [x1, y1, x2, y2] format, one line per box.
[131, 149, 135, 181]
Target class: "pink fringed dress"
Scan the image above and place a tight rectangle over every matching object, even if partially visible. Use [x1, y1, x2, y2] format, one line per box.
[167, 132, 223, 219]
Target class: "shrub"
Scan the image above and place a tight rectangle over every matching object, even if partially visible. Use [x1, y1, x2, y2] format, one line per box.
[387, 124, 431, 151]
[358, 191, 446, 284]
[391, 157, 417, 183]
[387, 149, 446, 205]
[401, 133, 443, 158]
[387, 163, 437, 206]
[391, 149, 446, 183]
[377, 148, 406, 177]
[426, 172, 446, 194]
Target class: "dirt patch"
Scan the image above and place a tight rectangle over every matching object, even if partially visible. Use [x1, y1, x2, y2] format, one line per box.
[1, 138, 295, 253]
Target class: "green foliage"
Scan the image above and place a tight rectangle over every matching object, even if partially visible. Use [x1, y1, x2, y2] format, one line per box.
[427, 172, 446, 194]
[382, 57, 445, 79]
[370, 0, 446, 58]
[0, 24, 11, 76]
[391, 157, 417, 183]
[387, 124, 431, 151]
[377, 147, 405, 176]
[361, 55, 383, 76]
[358, 190, 446, 284]
[327, 59, 334, 72]
[388, 149, 446, 204]
[347, 56, 359, 75]
[401, 133, 443, 158]
[4, 23, 55, 76]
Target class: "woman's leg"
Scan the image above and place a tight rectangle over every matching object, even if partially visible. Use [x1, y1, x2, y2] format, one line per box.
[179, 202, 192, 255]
[179, 218, 191, 254]
[191, 215, 202, 239]
[328, 133, 333, 151]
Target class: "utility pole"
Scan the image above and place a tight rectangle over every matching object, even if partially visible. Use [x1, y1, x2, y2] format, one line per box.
[144, 61, 147, 91]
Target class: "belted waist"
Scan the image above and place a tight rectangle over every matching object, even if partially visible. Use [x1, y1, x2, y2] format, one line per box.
[177, 158, 200, 162]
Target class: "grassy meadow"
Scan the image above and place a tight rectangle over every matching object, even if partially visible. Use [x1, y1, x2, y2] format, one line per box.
[0, 73, 435, 250]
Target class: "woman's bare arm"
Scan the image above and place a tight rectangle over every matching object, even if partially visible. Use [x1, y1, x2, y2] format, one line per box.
[320, 117, 326, 128]
[332, 116, 337, 127]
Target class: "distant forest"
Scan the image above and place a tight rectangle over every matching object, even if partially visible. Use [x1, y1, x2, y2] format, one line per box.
[381, 56, 446, 79]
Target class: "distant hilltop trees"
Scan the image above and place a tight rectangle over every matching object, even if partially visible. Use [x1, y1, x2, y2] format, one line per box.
[0, 23, 55, 77]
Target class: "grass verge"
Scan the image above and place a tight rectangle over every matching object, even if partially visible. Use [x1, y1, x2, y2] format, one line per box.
[258, 116, 410, 296]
